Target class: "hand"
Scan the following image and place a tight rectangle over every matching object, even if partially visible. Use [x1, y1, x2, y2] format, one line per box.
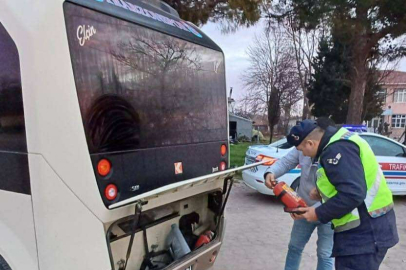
[309, 188, 322, 201]
[298, 207, 318, 222]
[265, 173, 277, 189]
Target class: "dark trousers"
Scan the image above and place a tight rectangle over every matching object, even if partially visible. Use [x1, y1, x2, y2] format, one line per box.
[335, 249, 388, 270]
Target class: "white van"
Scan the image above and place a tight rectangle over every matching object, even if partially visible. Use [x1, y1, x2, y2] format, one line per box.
[0, 1, 232, 269]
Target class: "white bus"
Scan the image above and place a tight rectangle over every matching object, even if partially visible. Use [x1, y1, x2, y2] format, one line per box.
[0, 1, 232, 269]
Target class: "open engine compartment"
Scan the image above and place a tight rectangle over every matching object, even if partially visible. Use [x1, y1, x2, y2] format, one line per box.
[106, 188, 226, 270]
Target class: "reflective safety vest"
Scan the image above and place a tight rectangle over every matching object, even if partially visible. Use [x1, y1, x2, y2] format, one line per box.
[316, 128, 394, 233]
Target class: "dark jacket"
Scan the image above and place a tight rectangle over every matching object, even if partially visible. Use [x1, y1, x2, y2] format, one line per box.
[314, 127, 399, 257]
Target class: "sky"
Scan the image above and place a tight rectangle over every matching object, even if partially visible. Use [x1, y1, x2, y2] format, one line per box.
[201, 22, 265, 101]
[201, 22, 406, 102]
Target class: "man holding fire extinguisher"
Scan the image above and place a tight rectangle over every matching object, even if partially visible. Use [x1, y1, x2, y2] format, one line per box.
[287, 120, 398, 270]
[264, 118, 334, 270]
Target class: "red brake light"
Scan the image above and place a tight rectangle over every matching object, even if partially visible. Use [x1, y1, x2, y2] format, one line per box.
[98, 159, 111, 176]
[256, 155, 277, 166]
[220, 144, 227, 156]
[105, 184, 118, 201]
[220, 161, 227, 171]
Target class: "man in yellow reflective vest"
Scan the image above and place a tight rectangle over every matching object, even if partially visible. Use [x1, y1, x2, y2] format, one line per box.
[286, 120, 399, 270]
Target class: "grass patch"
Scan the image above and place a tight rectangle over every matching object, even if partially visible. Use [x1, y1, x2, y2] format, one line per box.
[229, 138, 278, 178]
[229, 142, 264, 178]
[229, 142, 252, 168]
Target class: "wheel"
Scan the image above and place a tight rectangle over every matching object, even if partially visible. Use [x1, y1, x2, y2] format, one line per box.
[0, 255, 11, 270]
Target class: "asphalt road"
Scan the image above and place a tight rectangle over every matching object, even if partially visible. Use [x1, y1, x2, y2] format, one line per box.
[211, 181, 406, 270]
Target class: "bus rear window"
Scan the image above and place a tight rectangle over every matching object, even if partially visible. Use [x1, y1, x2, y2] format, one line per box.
[64, 3, 227, 154]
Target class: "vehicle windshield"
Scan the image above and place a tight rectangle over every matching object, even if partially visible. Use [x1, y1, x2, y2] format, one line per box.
[64, 3, 227, 154]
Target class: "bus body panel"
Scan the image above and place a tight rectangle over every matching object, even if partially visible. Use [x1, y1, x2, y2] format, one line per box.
[2, 0, 114, 219]
[1, 0, 229, 269]
[1, 0, 143, 222]
[0, 191, 38, 270]
[29, 154, 111, 270]
[1, 0, 228, 221]
[0, 4, 38, 269]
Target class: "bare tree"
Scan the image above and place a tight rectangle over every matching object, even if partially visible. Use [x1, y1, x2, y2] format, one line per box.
[242, 27, 302, 143]
[284, 18, 324, 120]
[269, 11, 323, 120]
[261, 1, 325, 120]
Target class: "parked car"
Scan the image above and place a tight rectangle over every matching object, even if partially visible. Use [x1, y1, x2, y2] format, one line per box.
[242, 133, 406, 196]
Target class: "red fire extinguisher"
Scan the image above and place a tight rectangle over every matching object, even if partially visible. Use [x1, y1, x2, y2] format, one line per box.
[273, 181, 307, 213]
[195, 231, 214, 249]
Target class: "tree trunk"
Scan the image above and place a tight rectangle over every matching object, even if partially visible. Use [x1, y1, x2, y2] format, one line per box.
[284, 104, 292, 134]
[268, 88, 280, 144]
[346, 46, 368, 124]
[269, 124, 274, 144]
[347, 69, 367, 124]
[302, 93, 310, 120]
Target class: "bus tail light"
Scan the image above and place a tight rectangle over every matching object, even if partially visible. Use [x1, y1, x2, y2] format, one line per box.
[256, 155, 277, 166]
[105, 184, 118, 201]
[219, 161, 227, 171]
[220, 144, 227, 156]
[98, 159, 111, 176]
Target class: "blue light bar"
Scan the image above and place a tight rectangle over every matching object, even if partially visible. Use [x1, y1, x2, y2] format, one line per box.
[343, 125, 367, 133]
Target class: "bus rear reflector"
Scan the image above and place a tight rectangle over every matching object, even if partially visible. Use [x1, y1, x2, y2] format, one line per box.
[98, 159, 111, 176]
[210, 251, 218, 263]
[220, 144, 227, 156]
[105, 184, 118, 201]
[219, 161, 226, 171]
